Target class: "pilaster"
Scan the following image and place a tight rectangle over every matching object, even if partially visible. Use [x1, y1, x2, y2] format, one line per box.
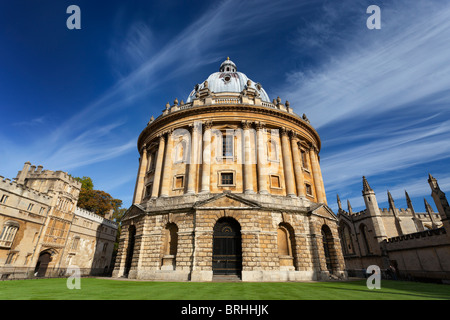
[290, 132, 306, 198]
[151, 134, 166, 199]
[242, 120, 255, 194]
[160, 130, 174, 197]
[132, 145, 148, 204]
[256, 122, 269, 194]
[280, 127, 296, 197]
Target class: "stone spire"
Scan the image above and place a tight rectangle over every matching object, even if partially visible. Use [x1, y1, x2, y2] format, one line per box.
[347, 199, 353, 215]
[388, 190, 403, 236]
[405, 190, 424, 231]
[405, 190, 413, 210]
[428, 173, 438, 189]
[337, 194, 342, 211]
[362, 176, 373, 193]
[387, 190, 396, 213]
[424, 198, 439, 229]
[428, 173, 450, 221]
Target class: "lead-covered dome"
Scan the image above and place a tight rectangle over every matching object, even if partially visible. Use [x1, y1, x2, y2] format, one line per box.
[186, 58, 270, 103]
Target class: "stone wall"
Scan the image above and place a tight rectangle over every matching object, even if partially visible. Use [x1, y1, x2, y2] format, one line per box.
[382, 227, 450, 281]
[114, 194, 347, 282]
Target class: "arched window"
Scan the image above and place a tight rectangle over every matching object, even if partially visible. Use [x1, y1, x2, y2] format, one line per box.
[0, 221, 19, 248]
[339, 222, 354, 255]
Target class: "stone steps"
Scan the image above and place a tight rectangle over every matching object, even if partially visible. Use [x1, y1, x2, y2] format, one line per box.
[212, 274, 242, 282]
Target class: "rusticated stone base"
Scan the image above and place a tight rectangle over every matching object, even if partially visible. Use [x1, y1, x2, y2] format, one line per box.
[112, 193, 347, 282]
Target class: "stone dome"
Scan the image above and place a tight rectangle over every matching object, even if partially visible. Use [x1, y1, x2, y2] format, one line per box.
[186, 58, 271, 103]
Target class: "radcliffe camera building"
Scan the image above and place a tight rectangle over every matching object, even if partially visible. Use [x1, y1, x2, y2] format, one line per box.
[113, 58, 347, 281]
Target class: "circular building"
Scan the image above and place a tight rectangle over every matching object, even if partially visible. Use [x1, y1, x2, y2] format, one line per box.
[112, 58, 346, 281]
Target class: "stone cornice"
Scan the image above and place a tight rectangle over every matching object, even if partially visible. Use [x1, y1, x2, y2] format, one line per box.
[138, 104, 321, 152]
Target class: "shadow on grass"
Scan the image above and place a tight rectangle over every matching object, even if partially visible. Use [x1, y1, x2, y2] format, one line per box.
[318, 280, 450, 300]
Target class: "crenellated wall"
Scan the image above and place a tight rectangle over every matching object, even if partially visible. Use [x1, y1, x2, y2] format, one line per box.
[0, 162, 118, 279]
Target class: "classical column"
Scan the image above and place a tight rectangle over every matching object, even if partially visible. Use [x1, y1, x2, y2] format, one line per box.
[309, 144, 325, 203]
[187, 122, 202, 194]
[290, 133, 306, 197]
[316, 152, 328, 205]
[160, 130, 174, 197]
[200, 121, 212, 193]
[132, 144, 148, 204]
[151, 134, 166, 199]
[280, 127, 296, 197]
[256, 122, 268, 194]
[242, 120, 255, 194]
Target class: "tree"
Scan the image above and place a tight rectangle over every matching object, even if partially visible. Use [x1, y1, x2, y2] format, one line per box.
[74, 176, 93, 191]
[74, 176, 122, 217]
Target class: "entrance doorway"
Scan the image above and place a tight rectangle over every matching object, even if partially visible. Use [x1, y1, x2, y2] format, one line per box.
[34, 251, 52, 277]
[321, 225, 335, 273]
[212, 217, 242, 276]
[124, 225, 136, 277]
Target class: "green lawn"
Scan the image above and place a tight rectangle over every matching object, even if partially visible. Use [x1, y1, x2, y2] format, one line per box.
[0, 278, 449, 300]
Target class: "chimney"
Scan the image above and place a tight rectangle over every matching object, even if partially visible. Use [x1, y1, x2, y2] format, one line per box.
[16, 162, 31, 185]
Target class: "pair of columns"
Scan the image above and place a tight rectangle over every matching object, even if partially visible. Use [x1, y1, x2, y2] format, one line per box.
[133, 122, 327, 204]
[133, 123, 204, 204]
[240, 122, 326, 203]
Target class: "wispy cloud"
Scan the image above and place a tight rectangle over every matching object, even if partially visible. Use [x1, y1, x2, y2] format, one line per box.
[21, 0, 316, 168]
[12, 116, 47, 127]
[284, 1, 450, 128]
[1, 0, 316, 185]
[280, 0, 450, 212]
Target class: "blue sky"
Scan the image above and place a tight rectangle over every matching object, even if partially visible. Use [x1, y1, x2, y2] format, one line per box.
[1, 0, 449, 214]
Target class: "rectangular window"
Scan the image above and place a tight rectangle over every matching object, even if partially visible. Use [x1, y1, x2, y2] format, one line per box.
[221, 172, 234, 185]
[173, 176, 184, 190]
[0, 195, 8, 204]
[301, 150, 309, 169]
[152, 151, 157, 169]
[5, 252, 16, 265]
[145, 184, 153, 198]
[270, 175, 281, 188]
[222, 134, 233, 157]
[27, 203, 34, 211]
[305, 183, 313, 196]
[72, 237, 80, 250]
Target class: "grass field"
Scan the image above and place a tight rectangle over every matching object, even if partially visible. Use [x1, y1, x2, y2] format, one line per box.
[0, 278, 449, 300]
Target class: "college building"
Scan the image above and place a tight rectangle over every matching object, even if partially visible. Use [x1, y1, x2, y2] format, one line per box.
[337, 175, 450, 283]
[0, 162, 118, 279]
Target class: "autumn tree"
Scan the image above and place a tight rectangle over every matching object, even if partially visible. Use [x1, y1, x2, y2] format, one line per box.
[74, 176, 122, 217]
